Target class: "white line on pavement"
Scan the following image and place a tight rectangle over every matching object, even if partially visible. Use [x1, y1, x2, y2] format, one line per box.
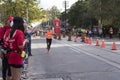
[63, 41, 120, 70]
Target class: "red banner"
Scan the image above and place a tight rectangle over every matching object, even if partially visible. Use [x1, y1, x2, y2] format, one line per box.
[54, 18, 60, 33]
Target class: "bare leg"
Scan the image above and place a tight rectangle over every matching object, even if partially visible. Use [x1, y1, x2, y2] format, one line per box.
[10, 67, 22, 80]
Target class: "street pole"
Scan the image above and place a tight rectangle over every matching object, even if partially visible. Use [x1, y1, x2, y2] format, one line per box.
[65, 0, 66, 29]
[64, 0, 71, 41]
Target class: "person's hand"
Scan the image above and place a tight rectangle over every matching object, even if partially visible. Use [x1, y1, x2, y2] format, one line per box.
[25, 39, 29, 43]
[1, 49, 7, 54]
[23, 39, 29, 46]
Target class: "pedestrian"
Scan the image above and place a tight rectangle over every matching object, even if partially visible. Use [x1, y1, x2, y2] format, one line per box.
[21, 20, 30, 79]
[24, 20, 30, 56]
[118, 29, 120, 39]
[45, 26, 53, 53]
[26, 27, 32, 56]
[0, 16, 13, 80]
[109, 27, 113, 39]
[3, 16, 25, 80]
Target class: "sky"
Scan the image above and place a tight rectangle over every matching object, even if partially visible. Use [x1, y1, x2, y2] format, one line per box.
[40, 0, 78, 12]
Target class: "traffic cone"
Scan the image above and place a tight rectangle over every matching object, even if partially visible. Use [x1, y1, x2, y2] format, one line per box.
[89, 37, 92, 45]
[88, 38, 90, 44]
[95, 39, 99, 46]
[87, 38, 89, 44]
[86, 38, 88, 44]
[111, 41, 117, 50]
[101, 39, 105, 48]
[74, 37, 77, 42]
[84, 37, 87, 43]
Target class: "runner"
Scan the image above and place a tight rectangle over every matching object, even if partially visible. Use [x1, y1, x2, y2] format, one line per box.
[45, 26, 53, 53]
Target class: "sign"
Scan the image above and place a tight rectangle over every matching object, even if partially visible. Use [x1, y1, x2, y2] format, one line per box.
[54, 18, 60, 33]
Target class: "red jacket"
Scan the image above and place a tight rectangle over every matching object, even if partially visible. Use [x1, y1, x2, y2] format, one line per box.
[0, 26, 10, 42]
[4, 29, 24, 65]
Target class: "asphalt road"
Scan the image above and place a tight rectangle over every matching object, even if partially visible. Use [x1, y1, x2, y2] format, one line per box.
[27, 36, 120, 80]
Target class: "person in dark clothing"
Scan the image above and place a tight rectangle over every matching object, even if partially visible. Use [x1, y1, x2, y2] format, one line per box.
[109, 27, 113, 39]
[25, 32, 31, 56]
[24, 20, 32, 56]
[27, 33, 32, 56]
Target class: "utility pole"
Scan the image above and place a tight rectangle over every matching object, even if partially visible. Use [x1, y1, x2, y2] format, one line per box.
[64, 0, 67, 28]
[64, 0, 71, 41]
[63, 0, 69, 29]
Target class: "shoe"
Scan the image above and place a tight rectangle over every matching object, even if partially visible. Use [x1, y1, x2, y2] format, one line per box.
[3, 77, 6, 80]
[46, 48, 50, 54]
[29, 54, 32, 56]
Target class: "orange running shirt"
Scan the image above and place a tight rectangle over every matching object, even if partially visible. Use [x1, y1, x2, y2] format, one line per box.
[46, 30, 53, 39]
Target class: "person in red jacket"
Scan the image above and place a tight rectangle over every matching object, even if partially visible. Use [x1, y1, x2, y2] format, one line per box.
[3, 16, 25, 80]
[0, 16, 13, 80]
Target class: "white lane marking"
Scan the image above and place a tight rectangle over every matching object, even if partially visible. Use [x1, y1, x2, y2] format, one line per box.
[63, 41, 120, 69]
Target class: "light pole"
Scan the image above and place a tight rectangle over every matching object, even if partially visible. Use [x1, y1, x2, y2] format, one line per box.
[63, 0, 69, 28]
[63, 0, 72, 41]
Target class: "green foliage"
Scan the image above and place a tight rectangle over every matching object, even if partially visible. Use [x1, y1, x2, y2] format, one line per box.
[61, 0, 120, 29]
[46, 6, 61, 26]
[68, 0, 90, 28]
[0, 0, 43, 23]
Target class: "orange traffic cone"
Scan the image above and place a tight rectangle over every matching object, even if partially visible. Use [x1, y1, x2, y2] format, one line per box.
[86, 38, 88, 44]
[89, 37, 92, 45]
[111, 42, 117, 50]
[95, 39, 99, 46]
[74, 37, 77, 42]
[101, 39, 105, 48]
[84, 37, 87, 43]
[88, 38, 90, 44]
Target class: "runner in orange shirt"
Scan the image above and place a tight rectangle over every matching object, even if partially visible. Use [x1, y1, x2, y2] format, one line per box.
[45, 27, 53, 53]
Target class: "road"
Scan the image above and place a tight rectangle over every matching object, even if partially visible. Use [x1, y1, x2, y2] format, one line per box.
[27, 36, 120, 80]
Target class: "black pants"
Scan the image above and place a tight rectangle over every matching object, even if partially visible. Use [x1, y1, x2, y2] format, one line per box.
[2, 56, 11, 80]
[109, 34, 113, 39]
[28, 39, 32, 56]
[46, 39, 52, 50]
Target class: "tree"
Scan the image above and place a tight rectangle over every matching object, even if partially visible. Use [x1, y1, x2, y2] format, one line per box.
[88, 0, 120, 27]
[46, 6, 61, 26]
[68, 0, 88, 28]
[67, 0, 120, 30]
[0, 0, 43, 23]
